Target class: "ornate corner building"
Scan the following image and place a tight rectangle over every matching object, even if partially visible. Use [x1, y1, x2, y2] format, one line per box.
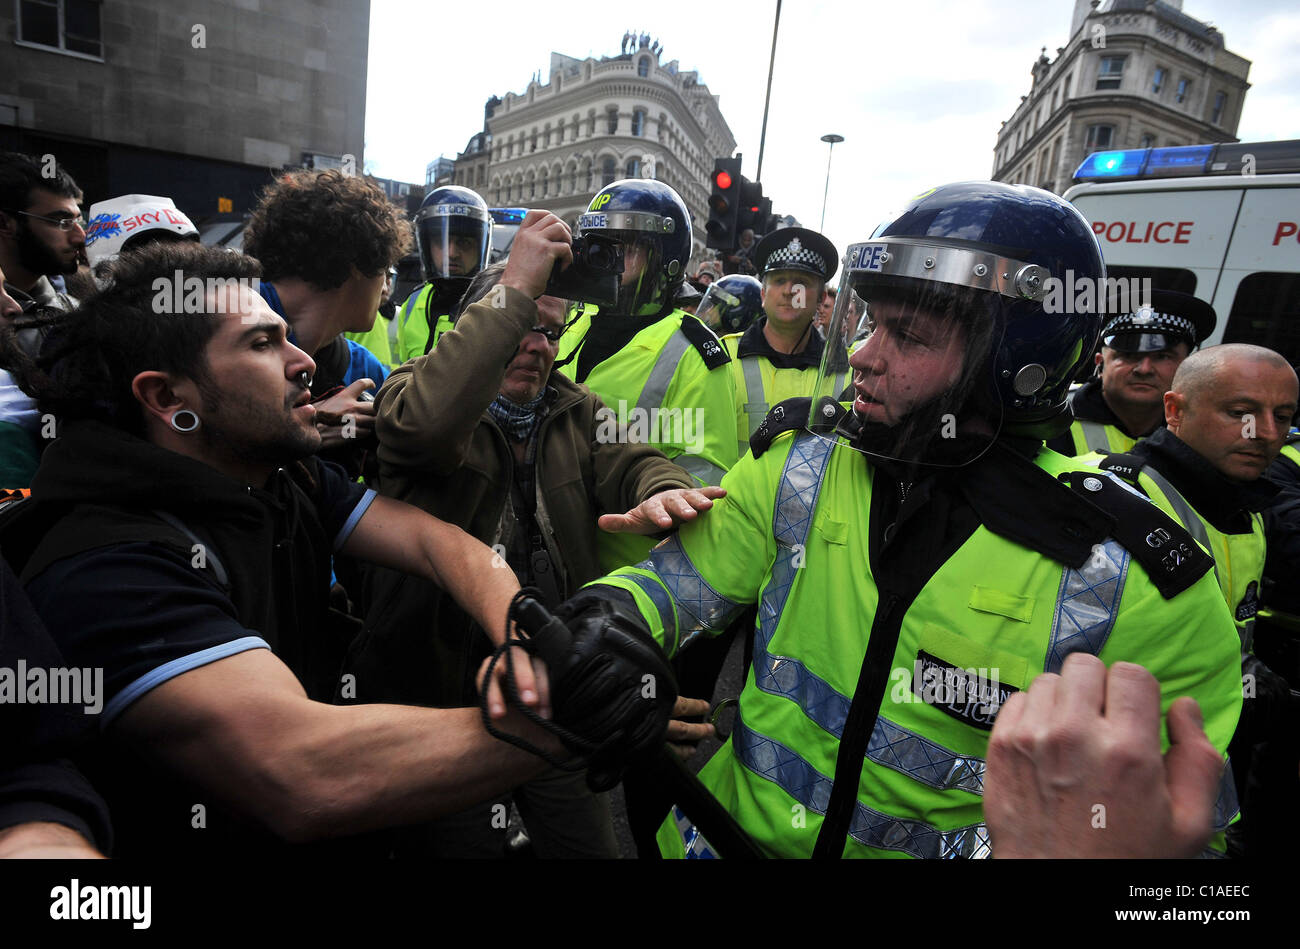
[993, 0, 1251, 194]
[446, 35, 737, 264]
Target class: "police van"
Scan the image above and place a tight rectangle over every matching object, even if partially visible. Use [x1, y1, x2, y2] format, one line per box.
[1064, 139, 1300, 365]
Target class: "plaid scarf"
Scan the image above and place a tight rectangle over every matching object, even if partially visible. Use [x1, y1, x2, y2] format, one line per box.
[487, 390, 548, 443]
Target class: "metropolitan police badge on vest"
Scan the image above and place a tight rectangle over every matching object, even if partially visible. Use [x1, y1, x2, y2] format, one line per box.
[909, 650, 1019, 730]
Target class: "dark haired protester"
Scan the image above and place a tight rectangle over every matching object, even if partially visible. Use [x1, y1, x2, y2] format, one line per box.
[357, 211, 717, 857]
[0, 241, 572, 857]
[0, 151, 84, 316]
[242, 169, 408, 479]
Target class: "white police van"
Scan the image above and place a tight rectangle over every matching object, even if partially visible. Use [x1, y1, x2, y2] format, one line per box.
[1064, 140, 1300, 365]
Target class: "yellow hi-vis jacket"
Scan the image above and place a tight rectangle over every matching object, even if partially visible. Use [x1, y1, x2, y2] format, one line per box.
[590, 426, 1242, 858]
[558, 306, 737, 572]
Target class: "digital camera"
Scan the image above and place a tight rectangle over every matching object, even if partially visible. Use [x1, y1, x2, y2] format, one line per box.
[544, 233, 624, 306]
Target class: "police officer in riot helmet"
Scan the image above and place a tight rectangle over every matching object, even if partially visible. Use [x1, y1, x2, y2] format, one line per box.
[549, 181, 1242, 858]
[697, 273, 763, 335]
[396, 186, 492, 360]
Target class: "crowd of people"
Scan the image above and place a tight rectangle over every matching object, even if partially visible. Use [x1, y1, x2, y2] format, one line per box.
[0, 148, 1296, 860]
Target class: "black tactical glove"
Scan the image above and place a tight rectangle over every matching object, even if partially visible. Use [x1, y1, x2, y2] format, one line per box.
[481, 589, 678, 792]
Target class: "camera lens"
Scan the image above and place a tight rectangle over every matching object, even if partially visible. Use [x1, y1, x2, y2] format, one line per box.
[587, 242, 612, 270]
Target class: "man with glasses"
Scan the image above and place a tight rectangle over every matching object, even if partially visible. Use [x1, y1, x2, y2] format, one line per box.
[362, 210, 715, 856]
[0, 153, 85, 314]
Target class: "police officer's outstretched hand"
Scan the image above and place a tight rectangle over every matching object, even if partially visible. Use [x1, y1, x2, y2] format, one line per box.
[985, 653, 1224, 858]
[500, 210, 573, 300]
[598, 486, 727, 535]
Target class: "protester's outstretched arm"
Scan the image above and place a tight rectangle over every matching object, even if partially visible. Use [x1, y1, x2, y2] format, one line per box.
[115, 648, 560, 843]
[985, 653, 1224, 858]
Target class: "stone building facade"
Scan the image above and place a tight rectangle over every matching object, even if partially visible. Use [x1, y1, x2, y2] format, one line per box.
[993, 0, 1250, 193]
[448, 39, 737, 263]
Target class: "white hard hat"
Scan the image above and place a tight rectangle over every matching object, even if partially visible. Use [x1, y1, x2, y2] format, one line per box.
[84, 194, 199, 267]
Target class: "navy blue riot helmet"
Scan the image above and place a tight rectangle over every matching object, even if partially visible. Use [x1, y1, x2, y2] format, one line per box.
[697, 274, 763, 334]
[574, 178, 691, 317]
[413, 185, 492, 284]
[812, 181, 1105, 465]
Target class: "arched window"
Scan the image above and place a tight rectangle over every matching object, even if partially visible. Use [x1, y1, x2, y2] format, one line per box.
[606, 108, 618, 135]
[638, 57, 650, 77]
[625, 157, 641, 178]
[601, 156, 616, 187]
[584, 159, 593, 191]
[527, 171, 536, 198]
[539, 169, 548, 197]
[569, 163, 578, 193]
[631, 109, 646, 137]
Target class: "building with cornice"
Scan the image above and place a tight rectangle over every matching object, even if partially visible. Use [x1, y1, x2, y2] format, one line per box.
[992, 0, 1251, 194]
[448, 37, 737, 264]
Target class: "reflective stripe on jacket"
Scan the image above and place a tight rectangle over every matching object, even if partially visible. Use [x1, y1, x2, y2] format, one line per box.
[721, 333, 846, 460]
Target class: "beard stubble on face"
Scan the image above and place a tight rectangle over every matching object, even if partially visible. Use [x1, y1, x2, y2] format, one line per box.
[17, 220, 77, 277]
[198, 380, 320, 466]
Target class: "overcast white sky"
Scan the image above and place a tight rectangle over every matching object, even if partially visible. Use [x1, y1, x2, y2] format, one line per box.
[364, 0, 1300, 257]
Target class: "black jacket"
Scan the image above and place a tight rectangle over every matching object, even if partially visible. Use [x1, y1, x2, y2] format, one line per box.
[4, 420, 358, 856]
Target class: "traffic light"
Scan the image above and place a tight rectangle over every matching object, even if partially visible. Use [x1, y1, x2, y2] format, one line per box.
[736, 178, 764, 235]
[706, 157, 742, 250]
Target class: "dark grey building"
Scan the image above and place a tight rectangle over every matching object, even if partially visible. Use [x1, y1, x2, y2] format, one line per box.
[0, 0, 369, 226]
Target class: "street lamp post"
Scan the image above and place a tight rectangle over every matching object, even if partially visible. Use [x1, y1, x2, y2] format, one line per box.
[819, 133, 844, 232]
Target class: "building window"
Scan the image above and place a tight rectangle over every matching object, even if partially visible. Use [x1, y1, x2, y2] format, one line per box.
[606, 109, 619, 135]
[569, 165, 577, 193]
[544, 125, 551, 147]
[638, 57, 650, 77]
[18, 0, 102, 57]
[601, 157, 616, 187]
[1139, 133, 1155, 149]
[632, 109, 646, 137]
[530, 129, 538, 152]
[1176, 78, 1191, 104]
[1085, 124, 1115, 152]
[588, 111, 596, 136]
[1096, 56, 1125, 90]
[1152, 67, 1166, 95]
[625, 157, 641, 178]
[1212, 91, 1227, 125]
[539, 170, 548, 197]
[584, 160, 593, 191]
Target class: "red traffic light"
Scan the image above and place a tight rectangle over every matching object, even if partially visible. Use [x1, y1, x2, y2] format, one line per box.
[715, 170, 733, 190]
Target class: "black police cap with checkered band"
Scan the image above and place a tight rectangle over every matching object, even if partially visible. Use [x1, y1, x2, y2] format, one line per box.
[753, 227, 838, 283]
[1101, 289, 1216, 353]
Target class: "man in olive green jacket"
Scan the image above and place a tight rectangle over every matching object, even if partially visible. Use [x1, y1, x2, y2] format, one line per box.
[348, 211, 720, 857]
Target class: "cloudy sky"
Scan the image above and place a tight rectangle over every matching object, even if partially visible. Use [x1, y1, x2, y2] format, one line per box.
[364, 0, 1300, 257]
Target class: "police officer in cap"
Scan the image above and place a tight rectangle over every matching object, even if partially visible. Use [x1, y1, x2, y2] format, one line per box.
[1047, 289, 1215, 456]
[720, 227, 842, 459]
